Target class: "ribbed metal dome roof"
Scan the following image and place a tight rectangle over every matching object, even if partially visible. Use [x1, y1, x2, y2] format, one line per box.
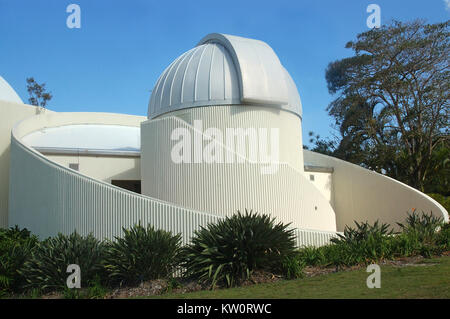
[148, 33, 302, 119]
[148, 42, 240, 119]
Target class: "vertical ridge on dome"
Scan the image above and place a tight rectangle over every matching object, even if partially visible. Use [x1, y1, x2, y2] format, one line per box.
[168, 50, 190, 106]
[194, 44, 209, 101]
[223, 45, 239, 102]
[210, 44, 225, 101]
[160, 51, 187, 113]
[179, 46, 199, 105]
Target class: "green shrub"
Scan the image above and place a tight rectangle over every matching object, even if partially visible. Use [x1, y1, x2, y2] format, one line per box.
[331, 220, 393, 245]
[103, 224, 181, 286]
[389, 232, 422, 257]
[62, 275, 108, 299]
[19, 232, 106, 292]
[427, 193, 450, 213]
[297, 246, 328, 266]
[181, 210, 297, 288]
[279, 255, 304, 279]
[326, 220, 395, 266]
[0, 226, 38, 293]
[301, 214, 449, 271]
[298, 221, 394, 268]
[397, 211, 443, 242]
[436, 222, 450, 250]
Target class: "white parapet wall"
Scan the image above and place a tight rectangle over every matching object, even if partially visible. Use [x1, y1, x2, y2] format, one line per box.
[7, 110, 338, 247]
[8, 111, 221, 243]
[141, 105, 337, 232]
[0, 100, 44, 227]
[303, 150, 449, 231]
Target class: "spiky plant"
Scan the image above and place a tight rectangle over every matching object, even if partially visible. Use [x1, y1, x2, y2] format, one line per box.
[397, 211, 443, 242]
[332, 220, 393, 245]
[297, 246, 328, 266]
[103, 224, 181, 286]
[19, 232, 106, 292]
[181, 210, 297, 288]
[0, 226, 38, 293]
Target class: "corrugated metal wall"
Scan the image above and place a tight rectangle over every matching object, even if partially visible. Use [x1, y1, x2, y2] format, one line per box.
[9, 136, 221, 244]
[142, 106, 337, 232]
[9, 131, 338, 247]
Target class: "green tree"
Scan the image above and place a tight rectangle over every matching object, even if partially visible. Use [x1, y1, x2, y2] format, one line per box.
[325, 20, 449, 191]
[303, 131, 337, 156]
[26, 77, 52, 108]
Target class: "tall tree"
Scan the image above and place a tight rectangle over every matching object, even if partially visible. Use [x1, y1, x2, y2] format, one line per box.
[26, 77, 52, 108]
[325, 20, 449, 191]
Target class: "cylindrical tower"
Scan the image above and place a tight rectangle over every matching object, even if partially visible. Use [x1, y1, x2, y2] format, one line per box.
[141, 33, 336, 232]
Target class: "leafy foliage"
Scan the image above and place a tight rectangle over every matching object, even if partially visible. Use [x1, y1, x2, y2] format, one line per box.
[297, 246, 328, 266]
[181, 210, 297, 288]
[279, 256, 305, 279]
[0, 226, 38, 293]
[298, 213, 449, 268]
[26, 77, 52, 107]
[427, 193, 450, 212]
[62, 275, 108, 299]
[19, 232, 106, 292]
[395, 211, 446, 256]
[331, 220, 393, 245]
[103, 224, 181, 286]
[303, 131, 337, 156]
[325, 20, 449, 192]
[397, 211, 443, 241]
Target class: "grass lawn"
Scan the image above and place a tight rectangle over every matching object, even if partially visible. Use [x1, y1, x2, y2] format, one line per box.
[151, 256, 450, 299]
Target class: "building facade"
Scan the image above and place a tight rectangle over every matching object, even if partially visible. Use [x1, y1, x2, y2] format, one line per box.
[0, 34, 447, 246]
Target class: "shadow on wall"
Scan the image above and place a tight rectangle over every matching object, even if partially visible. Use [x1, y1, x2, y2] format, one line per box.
[105, 158, 141, 182]
[324, 173, 334, 207]
[0, 145, 11, 227]
[108, 163, 142, 194]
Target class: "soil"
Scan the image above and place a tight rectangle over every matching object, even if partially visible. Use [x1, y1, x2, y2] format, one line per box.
[38, 252, 448, 299]
[103, 270, 283, 298]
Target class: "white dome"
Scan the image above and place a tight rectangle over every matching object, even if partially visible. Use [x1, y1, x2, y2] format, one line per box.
[148, 42, 240, 119]
[0, 76, 23, 104]
[148, 33, 302, 119]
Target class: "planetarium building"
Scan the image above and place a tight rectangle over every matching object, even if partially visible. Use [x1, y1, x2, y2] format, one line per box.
[0, 34, 447, 246]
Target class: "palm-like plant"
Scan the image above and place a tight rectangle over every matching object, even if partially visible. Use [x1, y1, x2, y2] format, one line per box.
[103, 224, 181, 286]
[331, 220, 393, 245]
[0, 226, 38, 293]
[397, 211, 443, 242]
[19, 232, 106, 292]
[181, 210, 297, 288]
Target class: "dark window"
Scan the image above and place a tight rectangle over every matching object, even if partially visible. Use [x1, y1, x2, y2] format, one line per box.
[111, 180, 141, 194]
[69, 163, 79, 171]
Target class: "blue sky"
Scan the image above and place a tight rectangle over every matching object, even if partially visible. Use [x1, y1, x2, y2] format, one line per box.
[1, 0, 449, 146]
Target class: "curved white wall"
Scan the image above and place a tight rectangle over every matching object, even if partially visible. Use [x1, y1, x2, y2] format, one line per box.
[303, 150, 449, 231]
[0, 100, 41, 227]
[7, 109, 338, 246]
[141, 105, 337, 232]
[8, 111, 220, 242]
